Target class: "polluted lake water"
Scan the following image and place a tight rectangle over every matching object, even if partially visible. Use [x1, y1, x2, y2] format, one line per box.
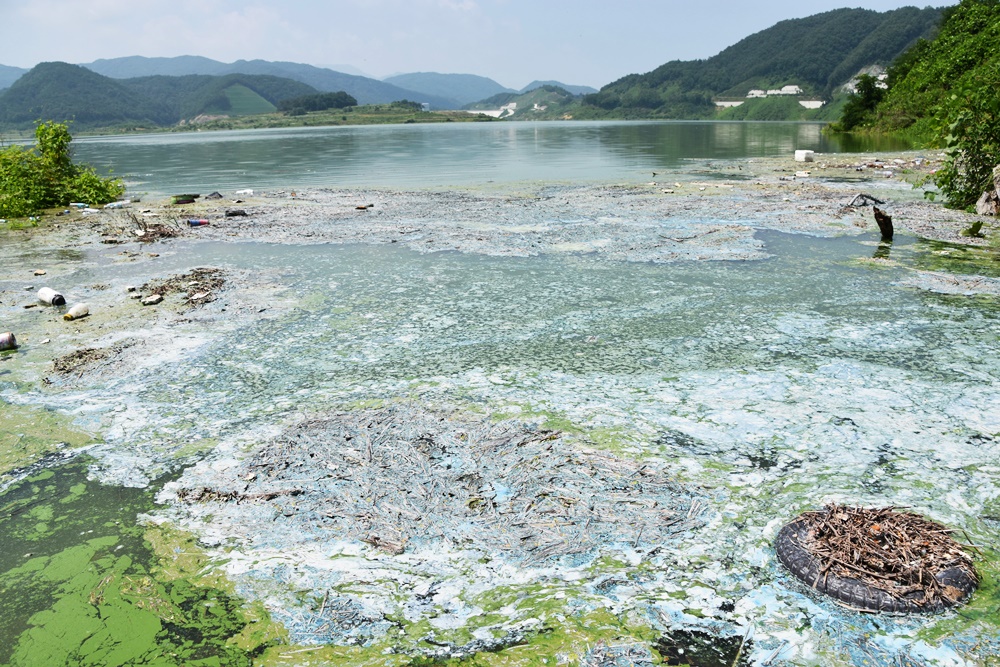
[2, 221, 1000, 665]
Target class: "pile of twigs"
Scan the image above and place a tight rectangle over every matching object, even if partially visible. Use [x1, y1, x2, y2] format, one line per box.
[800, 504, 978, 607]
[177, 406, 702, 562]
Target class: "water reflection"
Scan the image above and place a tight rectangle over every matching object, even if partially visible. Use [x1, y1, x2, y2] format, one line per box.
[72, 121, 915, 194]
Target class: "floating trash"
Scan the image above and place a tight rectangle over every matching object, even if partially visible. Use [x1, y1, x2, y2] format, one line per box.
[36, 287, 65, 306]
[776, 504, 979, 613]
[172, 405, 703, 564]
[0, 332, 17, 351]
[63, 303, 90, 321]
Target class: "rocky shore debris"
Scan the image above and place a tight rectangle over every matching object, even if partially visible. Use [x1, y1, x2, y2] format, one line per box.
[847, 193, 885, 207]
[975, 165, 1000, 216]
[777, 504, 979, 612]
[170, 405, 702, 563]
[139, 267, 226, 308]
[104, 211, 180, 243]
[50, 340, 139, 377]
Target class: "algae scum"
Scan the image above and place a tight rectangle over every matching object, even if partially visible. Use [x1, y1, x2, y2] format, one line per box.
[2, 229, 1000, 666]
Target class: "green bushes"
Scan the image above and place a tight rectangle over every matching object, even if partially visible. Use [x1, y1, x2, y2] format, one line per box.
[277, 91, 357, 115]
[0, 121, 124, 219]
[931, 65, 1000, 209]
[832, 74, 885, 131]
[864, 0, 1000, 209]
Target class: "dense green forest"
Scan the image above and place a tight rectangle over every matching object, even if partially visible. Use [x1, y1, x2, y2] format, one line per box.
[277, 91, 358, 115]
[872, 0, 1000, 138]
[852, 0, 1000, 209]
[582, 6, 941, 118]
[0, 63, 319, 130]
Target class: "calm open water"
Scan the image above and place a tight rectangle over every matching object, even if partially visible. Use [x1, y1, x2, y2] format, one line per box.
[72, 120, 912, 194]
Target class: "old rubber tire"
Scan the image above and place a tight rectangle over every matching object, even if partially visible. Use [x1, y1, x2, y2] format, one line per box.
[776, 518, 976, 613]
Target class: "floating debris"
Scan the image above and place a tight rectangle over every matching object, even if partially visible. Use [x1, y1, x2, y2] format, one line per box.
[0, 332, 17, 351]
[170, 405, 701, 563]
[776, 504, 978, 613]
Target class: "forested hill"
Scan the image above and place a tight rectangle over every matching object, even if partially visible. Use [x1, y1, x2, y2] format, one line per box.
[0, 62, 166, 128]
[584, 6, 942, 118]
[0, 62, 317, 130]
[862, 0, 1000, 210]
[873, 0, 1000, 137]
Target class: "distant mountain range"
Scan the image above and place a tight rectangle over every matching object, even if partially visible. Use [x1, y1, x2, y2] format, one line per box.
[81, 56, 456, 109]
[0, 57, 604, 110]
[0, 64, 28, 91]
[382, 72, 597, 107]
[0, 6, 949, 128]
[382, 73, 510, 107]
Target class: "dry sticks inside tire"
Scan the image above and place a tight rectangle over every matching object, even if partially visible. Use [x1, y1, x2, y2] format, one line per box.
[776, 505, 979, 613]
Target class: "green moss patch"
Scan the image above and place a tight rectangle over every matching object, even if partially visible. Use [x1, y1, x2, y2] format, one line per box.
[0, 403, 95, 480]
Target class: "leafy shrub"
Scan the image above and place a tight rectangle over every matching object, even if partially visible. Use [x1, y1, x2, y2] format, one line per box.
[834, 74, 886, 131]
[931, 66, 1000, 209]
[0, 121, 124, 218]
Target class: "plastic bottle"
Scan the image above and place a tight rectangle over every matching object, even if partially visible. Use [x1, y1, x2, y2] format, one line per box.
[37, 287, 66, 306]
[0, 332, 17, 351]
[63, 303, 90, 321]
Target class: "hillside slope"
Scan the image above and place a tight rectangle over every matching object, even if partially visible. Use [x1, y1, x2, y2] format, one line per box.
[584, 6, 942, 118]
[520, 81, 598, 96]
[120, 74, 315, 121]
[874, 0, 1000, 136]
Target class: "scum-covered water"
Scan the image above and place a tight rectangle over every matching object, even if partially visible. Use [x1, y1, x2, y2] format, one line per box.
[3, 226, 1000, 664]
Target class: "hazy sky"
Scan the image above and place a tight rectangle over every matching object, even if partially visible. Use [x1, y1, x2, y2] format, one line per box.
[3, 1, 951, 88]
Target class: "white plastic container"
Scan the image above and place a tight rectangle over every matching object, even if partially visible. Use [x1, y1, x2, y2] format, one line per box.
[37, 287, 66, 306]
[794, 150, 815, 163]
[63, 303, 90, 321]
